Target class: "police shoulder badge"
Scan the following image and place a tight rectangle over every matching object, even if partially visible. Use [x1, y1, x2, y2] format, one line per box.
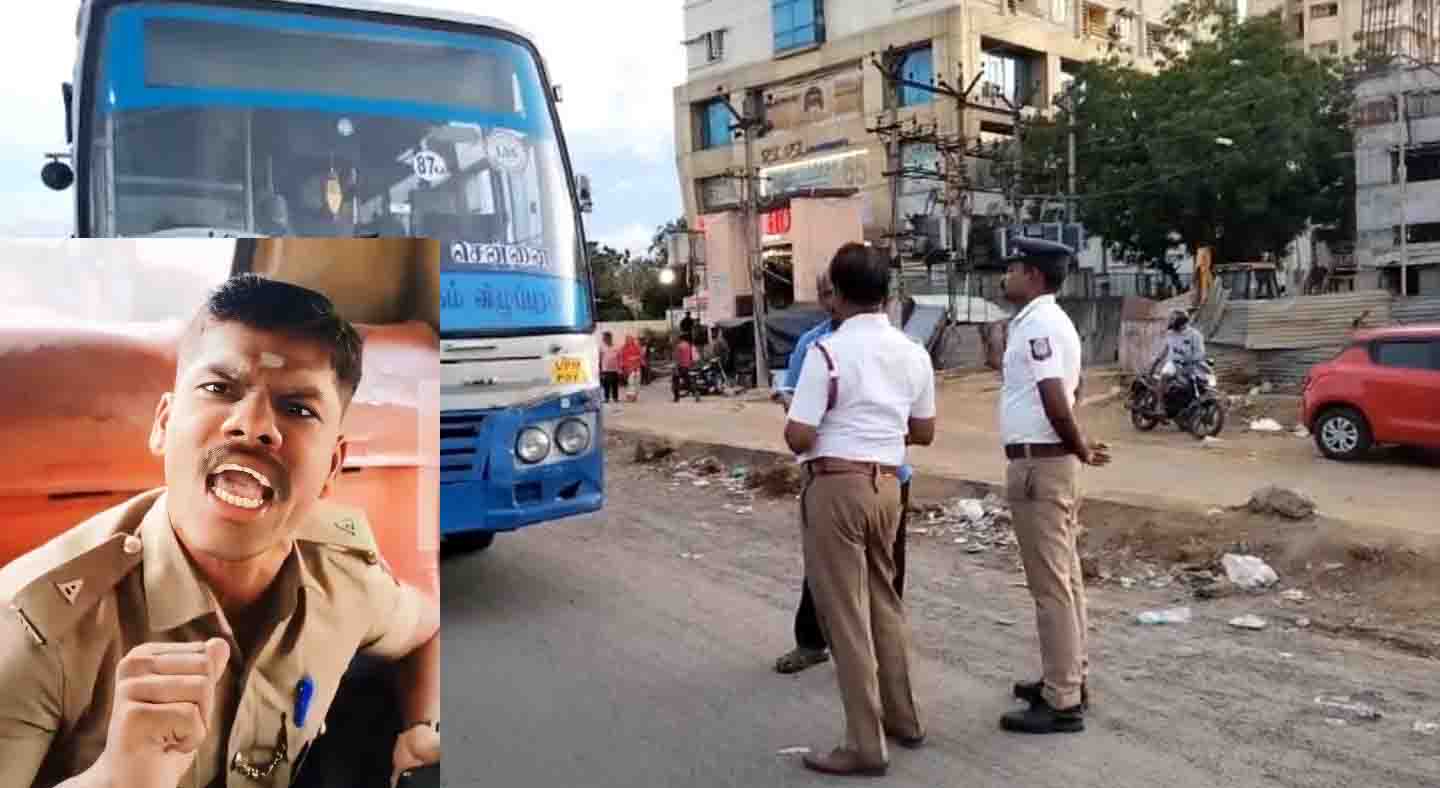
[1029, 337, 1053, 361]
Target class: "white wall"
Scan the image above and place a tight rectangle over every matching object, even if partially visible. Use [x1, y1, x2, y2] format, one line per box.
[684, 0, 971, 75]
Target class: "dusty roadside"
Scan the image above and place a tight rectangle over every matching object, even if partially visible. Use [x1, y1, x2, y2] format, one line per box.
[616, 430, 1440, 661]
[445, 433, 1440, 787]
[604, 370, 1440, 535]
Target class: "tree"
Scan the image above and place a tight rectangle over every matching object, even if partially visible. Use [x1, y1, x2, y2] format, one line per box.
[1017, 0, 1353, 289]
[648, 216, 690, 266]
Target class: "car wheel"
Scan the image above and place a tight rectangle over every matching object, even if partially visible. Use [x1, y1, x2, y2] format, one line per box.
[1314, 407, 1372, 461]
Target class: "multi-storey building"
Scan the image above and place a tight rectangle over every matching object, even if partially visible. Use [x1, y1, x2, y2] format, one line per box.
[674, 0, 1183, 248]
[1352, 65, 1440, 295]
[1251, 0, 1439, 61]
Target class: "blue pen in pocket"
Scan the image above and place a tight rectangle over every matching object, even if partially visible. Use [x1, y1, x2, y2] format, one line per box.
[294, 675, 315, 728]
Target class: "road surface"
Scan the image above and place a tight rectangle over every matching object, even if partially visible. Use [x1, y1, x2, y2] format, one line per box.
[440, 449, 1440, 787]
[606, 376, 1439, 534]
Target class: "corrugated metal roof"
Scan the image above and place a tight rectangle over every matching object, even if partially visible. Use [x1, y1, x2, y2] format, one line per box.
[1394, 296, 1440, 324]
[1257, 346, 1343, 393]
[1240, 291, 1394, 350]
[1210, 299, 1253, 347]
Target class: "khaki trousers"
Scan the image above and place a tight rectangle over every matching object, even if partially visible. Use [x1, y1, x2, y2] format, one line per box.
[1006, 455, 1089, 709]
[801, 468, 922, 763]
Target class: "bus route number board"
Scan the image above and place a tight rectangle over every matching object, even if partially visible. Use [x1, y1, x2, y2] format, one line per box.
[551, 356, 587, 385]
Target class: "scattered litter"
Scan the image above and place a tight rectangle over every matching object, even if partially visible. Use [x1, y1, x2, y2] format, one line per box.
[993, 617, 1018, 627]
[1323, 562, 1345, 572]
[633, 438, 676, 463]
[1009, 581, 1029, 589]
[966, 544, 988, 554]
[1245, 485, 1317, 520]
[1120, 577, 1137, 590]
[1279, 652, 1295, 659]
[1229, 615, 1268, 631]
[1222, 554, 1280, 590]
[1325, 718, 1349, 727]
[1414, 721, 1440, 736]
[1206, 507, 1225, 519]
[1199, 436, 1226, 447]
[1137, 607, 1192, 625]
[1249, 418, 1285, 432]
[1293, 426, 1311, 439]
[776, 747, 811, 756]
[955, 499, 986, 522]
[1280, 589, 1309, 603]
[1297, 617, 1312, 629]
[692, 480, 711, 488]
[1314, 695, 1383, 721]
[679, 552, 704, 560]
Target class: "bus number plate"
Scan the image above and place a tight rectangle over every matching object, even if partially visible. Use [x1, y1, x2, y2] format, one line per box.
[551, 357, 586, 384]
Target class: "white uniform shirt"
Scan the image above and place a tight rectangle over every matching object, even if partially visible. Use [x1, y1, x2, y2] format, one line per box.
[787, 313, 936, 466]
[1000, 294, 1082, 445]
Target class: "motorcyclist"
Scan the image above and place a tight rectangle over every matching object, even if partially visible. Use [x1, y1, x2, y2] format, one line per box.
[1154, 308, 1206, 406]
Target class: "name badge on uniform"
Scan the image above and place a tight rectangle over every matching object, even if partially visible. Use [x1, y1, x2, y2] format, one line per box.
[1029, 338, 1052, 361]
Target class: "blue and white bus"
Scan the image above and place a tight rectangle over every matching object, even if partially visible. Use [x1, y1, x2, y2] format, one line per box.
[44, 0, 606, 552]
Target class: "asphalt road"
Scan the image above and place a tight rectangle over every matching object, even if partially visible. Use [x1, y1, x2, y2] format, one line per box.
[440, 449, 1440, 787]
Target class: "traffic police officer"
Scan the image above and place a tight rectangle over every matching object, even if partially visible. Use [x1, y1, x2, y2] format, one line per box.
[0, 275, 440, 788]
[773, 271, 917, 676]
[784, 244, 934, 776]
[995, 237, 1111, 734]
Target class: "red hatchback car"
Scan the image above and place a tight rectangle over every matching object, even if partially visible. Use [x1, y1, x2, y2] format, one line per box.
[1301, 323, 1440, 461]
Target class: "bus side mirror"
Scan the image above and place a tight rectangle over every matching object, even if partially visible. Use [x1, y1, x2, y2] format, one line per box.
[576, 174, 593, 213]
[62, 82, 73, 145]
[41, 155, 74, 191]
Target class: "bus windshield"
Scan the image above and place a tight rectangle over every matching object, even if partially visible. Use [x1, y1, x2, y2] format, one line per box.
[87, 3, 590, 335]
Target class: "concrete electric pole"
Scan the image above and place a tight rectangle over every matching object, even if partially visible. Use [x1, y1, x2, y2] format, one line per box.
[716, 88, 773, 386]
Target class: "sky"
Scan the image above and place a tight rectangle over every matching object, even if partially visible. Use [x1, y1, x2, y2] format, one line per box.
[0, 1, 685, 257]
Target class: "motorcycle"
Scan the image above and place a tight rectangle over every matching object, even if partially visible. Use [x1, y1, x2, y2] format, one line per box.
[1127, 359, 1226, 439]
[672, 358, 729, 402]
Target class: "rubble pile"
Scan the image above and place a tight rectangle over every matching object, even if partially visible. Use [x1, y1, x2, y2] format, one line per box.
[746, 462, 805, 497]
[1245, 485, 1317, 520]
[633, 438, 676, 464]
[911, 494, 1016, 554]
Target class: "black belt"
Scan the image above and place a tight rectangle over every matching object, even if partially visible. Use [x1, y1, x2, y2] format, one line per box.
[1004, 443, 1071, 460]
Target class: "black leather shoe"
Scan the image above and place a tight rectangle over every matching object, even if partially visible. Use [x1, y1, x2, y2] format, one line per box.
[1013, 679, 1089, 711]
[1000, 698, 1085, 734]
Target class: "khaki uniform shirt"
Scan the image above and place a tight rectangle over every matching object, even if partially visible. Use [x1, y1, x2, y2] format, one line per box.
[0, 489, 427, 788]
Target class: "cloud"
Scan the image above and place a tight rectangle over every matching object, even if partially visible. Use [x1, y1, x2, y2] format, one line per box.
[592, 222, 657, 259]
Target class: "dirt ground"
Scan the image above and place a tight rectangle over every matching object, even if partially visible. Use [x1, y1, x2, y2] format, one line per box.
[608, 368, 1440, 536]
[498, 433, 1440, 787]
[619, 431, 1440, 661]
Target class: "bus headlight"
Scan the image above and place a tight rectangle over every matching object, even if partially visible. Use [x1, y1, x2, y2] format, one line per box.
[555, 418, 591, 455]
[515, 427, 551, 464]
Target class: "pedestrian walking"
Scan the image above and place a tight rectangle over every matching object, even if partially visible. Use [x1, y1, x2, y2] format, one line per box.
[784, 243, 934, 776]
[995, 237, 1112, 735]
[773, 272, 915, 676]
[599, 331, 622, 403]
[621, 335, 645, 401]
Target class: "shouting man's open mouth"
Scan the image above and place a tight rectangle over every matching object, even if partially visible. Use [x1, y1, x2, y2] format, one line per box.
[208, 463, 275, 510]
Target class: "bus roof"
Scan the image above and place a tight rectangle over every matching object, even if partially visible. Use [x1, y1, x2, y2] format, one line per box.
[79, 0, 540, 44]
